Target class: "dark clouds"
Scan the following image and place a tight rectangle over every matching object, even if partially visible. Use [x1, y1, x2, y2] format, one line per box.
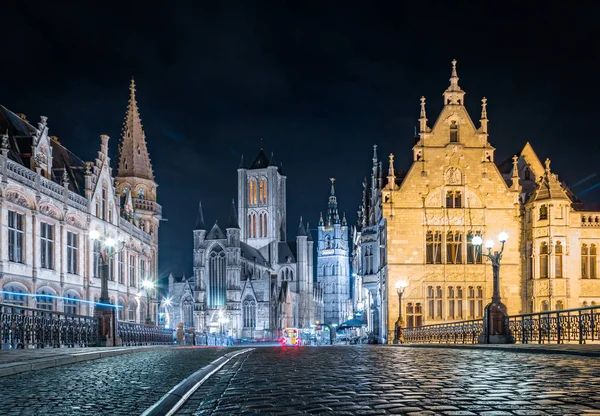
[2, 1, 599, 278]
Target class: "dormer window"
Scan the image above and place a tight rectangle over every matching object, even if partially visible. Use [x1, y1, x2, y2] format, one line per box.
[524, 168, 531, 181]
[539, 205, 548, 220]
[449, 121, 459, 142]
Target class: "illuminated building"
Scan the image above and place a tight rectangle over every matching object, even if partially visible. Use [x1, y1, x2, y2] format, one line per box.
[317, 179, 351, 326]
[0, 80, 161, 322]
[377, 60, 600, 343]
[167, 149, 324, 339]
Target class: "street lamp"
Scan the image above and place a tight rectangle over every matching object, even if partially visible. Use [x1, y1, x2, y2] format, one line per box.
[90, 229, 125, 347]
[142, 280, 155, 324]
[472, 232, 512, 344]
[218, 310, 229, 336]
[393, 280, 409, 344]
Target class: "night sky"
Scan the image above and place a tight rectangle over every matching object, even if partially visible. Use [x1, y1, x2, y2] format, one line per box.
[3, 2, 598, 280]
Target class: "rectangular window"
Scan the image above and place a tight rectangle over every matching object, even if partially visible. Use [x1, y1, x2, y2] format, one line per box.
[108, 255, 115, 281]
[476, 286, 484, 318]
[427, 286, 434, 318]
[582, 244, 589, 278]
[101, 187, 107, 220]
[8, 211, 24, 263]
[446, 191, 462, 208]
[446, 231, 463, 264]
[129, 255, 136, 287]
[466, 232, 482, 264]
[540, 243, 549, 278]
[448, 286, 455, 319]
[67, 232, 78, 274]
[435, 286, 443, 318]
[40, 222, 54, 269]
[426, 231, 442, 264]
[117, 251, 125, 284]
[93, 240, 101, 278]
[468, 286, 475, 318]
[140, 259, 147, 284]
[456, 286, 463, 319]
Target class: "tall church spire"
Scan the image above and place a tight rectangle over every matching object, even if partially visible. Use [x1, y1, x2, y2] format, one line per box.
[195, 201, 205, 230]
[443, 59, 466, 106]
[228, 199, 240, 228]
[118, 78, 154, 180]
[327, 178, 339, 226]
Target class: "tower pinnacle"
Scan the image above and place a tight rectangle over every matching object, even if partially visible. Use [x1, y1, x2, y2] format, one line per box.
[419, 96, 428, 133]
[480, 97, 489, 134]
[443, 59, 466, 106]
[117, 78, 154, 181]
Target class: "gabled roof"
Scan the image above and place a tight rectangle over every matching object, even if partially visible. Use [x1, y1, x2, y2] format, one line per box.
[206, 222, 226, 240]
[240, 242, 268, 264]
[250, 149, 270, 169]
[278, 242, 297, 264]
[528, 160, 571, 203]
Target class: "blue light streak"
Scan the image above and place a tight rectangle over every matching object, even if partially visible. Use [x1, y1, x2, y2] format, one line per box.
[0, 291, 122, 309]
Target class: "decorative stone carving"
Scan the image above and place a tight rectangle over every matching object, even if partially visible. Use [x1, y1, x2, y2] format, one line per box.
[446, 167, 462, 185]
[465, 189, 482, 208]
[40, 204, 61, 220]
[426, 190, 442, 207]
[65, 214, 84, 229]
[5, 191, 31, 208]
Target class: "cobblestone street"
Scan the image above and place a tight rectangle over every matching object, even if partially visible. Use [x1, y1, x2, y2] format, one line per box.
[0, 347, 231, 416]
[179, 346, 600, 416]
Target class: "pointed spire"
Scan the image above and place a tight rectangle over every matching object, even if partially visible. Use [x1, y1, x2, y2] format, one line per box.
[319, 212, 324, 226]
[228, 199, 240, 228]
[330, 177, 336, 196]
[269, 151, 276, 167]
[297, 216, 307, 236]
[545, 158, 552, 174]
[195, 201, 205, 230]
[443, 59, 466, 106]
[511, 155, 520, 191]
[388, 153, 396, 191]
[238, 154, 246, 169]
[480, 97, 488, 134]
[326, 179, 339, 226]
[342, 212, 347, 226]
[419, 96, 428, 133]
[118, 78, 154, 181]
[306, 222, 313, 241]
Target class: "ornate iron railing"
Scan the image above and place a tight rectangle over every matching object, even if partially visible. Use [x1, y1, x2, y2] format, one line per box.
[403, 318, 483, 344]
[118, 321, 173, 346]
[0, 303, 98, 349]
[402, 305, 600, 345]
[508, 305, 600, 344]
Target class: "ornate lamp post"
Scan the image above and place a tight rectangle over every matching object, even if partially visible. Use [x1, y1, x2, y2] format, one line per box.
[472, 232, 513, 344]
[142, 280, 155, 324]
[90, 229, 125, 347]
[393, 280, 408, 344]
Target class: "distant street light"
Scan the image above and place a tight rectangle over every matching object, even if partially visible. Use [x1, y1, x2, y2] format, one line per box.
[393, 280, 409, 344]
[142, 280, 155, 324]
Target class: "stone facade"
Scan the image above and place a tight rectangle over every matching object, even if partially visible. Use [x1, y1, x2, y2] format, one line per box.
[0, 80, 161, 322]
[374, 60, 600, 343]
[168, 150, 324, 339]
[317, 179, 351, 326]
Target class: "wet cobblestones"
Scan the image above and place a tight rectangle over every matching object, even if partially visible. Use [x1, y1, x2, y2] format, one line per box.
[0, 347, 231, 415]
[177, 346, 600, 415]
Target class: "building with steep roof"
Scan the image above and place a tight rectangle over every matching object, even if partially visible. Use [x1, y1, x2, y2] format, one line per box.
[363, 60, 600, 344]
[167, 149, 324, 339]
[0, 80, 161, 323]
[317, 179, 351, 326]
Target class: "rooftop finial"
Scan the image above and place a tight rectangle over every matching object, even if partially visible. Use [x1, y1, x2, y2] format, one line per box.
[260, 137, 264, 150]
[1, 130, 9, 149]
[62, 169, 69, 187]
[444, 59, 465, 105]
[419, 96, 428, 133]
[330, 177, 335, 195]
[512, 155, 520, 191]
[480, 97, 489, 134]
[373, 144, 378, 161]
[545, 158, 551, 173]
[388, 153, 395, 178]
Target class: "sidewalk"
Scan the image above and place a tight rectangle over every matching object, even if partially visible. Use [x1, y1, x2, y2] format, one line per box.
[392, 342, 600, 357]
[0, 345, 176, 378]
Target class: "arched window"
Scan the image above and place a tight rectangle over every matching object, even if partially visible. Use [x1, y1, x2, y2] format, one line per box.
[243, 296, 256, 328]
[208, 246, 227, 308]
[137, 187, 146, 200]
[183, 301, 193, 328]
[591, 244, 597, 279]
[555, 300, 564, 311]
[128, 300, 136, 321]
[555, 241, 563, 278]
[262, 213, 267, 237]
[139, 300, 146, 323]
[64, 292, 79, 315]
[541, 300, 549, 312]
[101, 186, 107, 219]
[248, 213, 257, 238]
[2, 284, 27, 306]
[446, 231, 463, 264]
[36, 289, 55, 311]
[467, 232, 482, 264]
[259, 178, 267, 204]
[582, 244, 589, 278]
[289, 270, 293, 281]
[540, 242, 549, 278]
[248, 178, 257, 204]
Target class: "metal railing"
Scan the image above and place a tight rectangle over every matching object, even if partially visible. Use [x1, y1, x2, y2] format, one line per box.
[402, 305, 600, 345]
[403, 318, 483, 344]
[118, 321, 173, 346]
[1, 303, 98, 349]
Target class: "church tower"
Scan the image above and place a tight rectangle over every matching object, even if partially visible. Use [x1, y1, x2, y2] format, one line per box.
[237, 148, 286, 263]
[317, 178, 351, 326]
[115, 79, 162, 241]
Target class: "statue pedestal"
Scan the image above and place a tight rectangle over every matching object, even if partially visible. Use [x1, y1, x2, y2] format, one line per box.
[478, 302, 514, 344]
[95, 307, 122, 347]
